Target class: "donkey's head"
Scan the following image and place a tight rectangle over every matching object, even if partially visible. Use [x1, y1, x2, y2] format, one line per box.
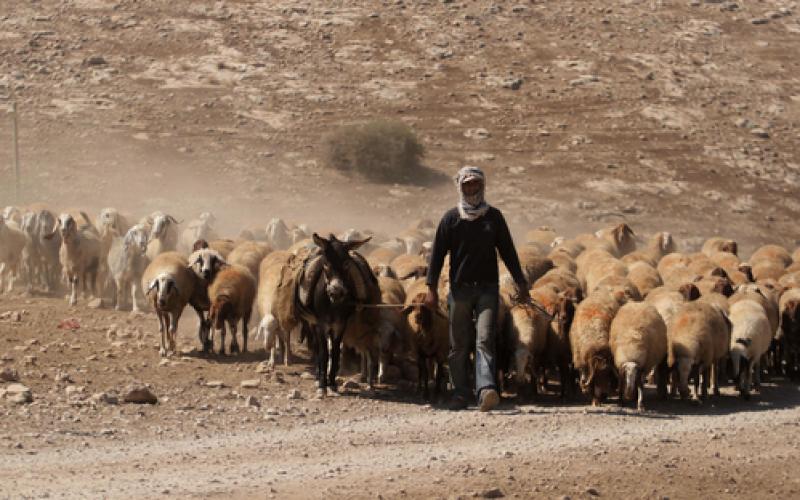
[312, 232, 371, 306]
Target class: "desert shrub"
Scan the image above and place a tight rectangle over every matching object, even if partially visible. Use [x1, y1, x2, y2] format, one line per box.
[322, 119, 425, 182]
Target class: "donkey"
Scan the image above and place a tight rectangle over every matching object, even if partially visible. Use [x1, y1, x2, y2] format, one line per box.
[298, 233, 378, 397]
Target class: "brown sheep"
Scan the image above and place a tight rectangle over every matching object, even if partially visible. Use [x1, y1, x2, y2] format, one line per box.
[752, 259, 786, 282]
[596, 223, 637, 257]
[534, 268, 583, 303]
[701, 237, 738, 257]
[657, 252, 691, 277]
[391, 253, 428, 281]
[751, 244, 792, 268]
[256, 251, 296, 367]
[227, 240, 272, 280]
[729, 283, 779, 338]
[367, 246, 401, 269]
[570, 290, 627, 405]
[609, 302, 669, 410]
[142, 252, 208, 357]
[525, 226, 558, 247]
[401, 279, 449, 401]
[209, 239, 236, 259]
[626, 261, 663, 298]
[551, 239, 585, 259]
[505, 284, 551, 399]
[547, 248, 578, 273]
[668, 301, 731, 400]
[778, 271, 800, 290]
[622, 231, 676, 266]
[208, 264, 257, 355]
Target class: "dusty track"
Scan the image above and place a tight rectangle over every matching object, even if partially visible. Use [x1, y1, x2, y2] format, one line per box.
[1, 296, 800, 498]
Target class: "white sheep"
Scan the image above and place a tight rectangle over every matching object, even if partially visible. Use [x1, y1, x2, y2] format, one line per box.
[107, 223, 150, 312]
[0, 216, 29, 293]
[144, 212, 181, 261]
[728, 299, 772, 399]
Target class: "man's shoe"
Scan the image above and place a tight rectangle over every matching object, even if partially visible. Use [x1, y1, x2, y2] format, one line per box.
[447, 396, 469, 411]
[479, 388, 500, 412]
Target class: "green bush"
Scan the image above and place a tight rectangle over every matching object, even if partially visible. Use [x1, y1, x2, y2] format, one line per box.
[322, 120, 425, 182]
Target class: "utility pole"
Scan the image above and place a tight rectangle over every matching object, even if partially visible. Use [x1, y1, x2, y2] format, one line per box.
[11, 101, 20, 203]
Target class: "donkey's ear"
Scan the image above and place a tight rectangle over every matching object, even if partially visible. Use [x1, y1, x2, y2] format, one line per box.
[345, 236, 372, 251]
[312, 232, 328, 248]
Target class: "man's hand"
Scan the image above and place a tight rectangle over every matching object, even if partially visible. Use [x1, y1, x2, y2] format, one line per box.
[424, 286, 439, 311]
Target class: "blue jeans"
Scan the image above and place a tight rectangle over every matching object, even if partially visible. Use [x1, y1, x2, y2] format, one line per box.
[448, 283, 499, 401]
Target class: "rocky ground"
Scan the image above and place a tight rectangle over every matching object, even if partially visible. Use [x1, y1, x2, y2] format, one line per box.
[1, 296, 800, 499]
[1, 0, 800, 497]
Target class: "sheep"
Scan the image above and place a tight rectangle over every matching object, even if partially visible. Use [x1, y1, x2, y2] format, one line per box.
[45, 213, 101, 305]
[265, 218, 293, 250]
[95, 208, 130, 296]
[534, 284, 578, 400]
[694, 276, 734, 298]
[667, 301, 731, 401]
[375, 276, 408, 384]
[397, 228, 426, 255]
[25, 209, 61, 292]
[516, 251, 554, 286]
[367, 246, 401, 270]
[701, 237, 738, 257]
[391, 253, 427, 281]
[645, 287, 692, 329]
[227, 241, 272, 280]
[178, 213, 219, 255]
[546, 248, 578, 273]
[144, 212, 181, 261]
[730, 283, 779, 338]
[525, 226, 558, 247]
[779, 288, 800, 376]
[750, 244, 792, 268]
[207, 239, 236, 259]
[584, 257, 628, 296]
[570, 289, 627, 405]
[591, 275, 642, 302]
[728, 299, 772, 399]
[506, 283, 551, 398]
[533, 268, 583, 303]
[401, 279, 449, 401]
[779, 271, 800, 291]
[142, 252, 208, 357]
[0, 216, 28, 293]
[626, 261, 663, 298]
[574, 233, 617, 256]
[596, 223, 637, 257]
[551, 239, 585, 259]
[208, 264, 257, 355]
[609, 302, 669, 410]
[187, 247, 227, 285]
[107, 223, 150, 312]
[2, 206, 22, 225]
[657, 253, 691, 277]
[752, 259, 786, 282]
[256, 251, 297, 367]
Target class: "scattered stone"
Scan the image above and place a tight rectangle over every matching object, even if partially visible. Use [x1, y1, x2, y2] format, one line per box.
[240, 379, 261, 389]
[122, 385, 158, 404]
[299, 371, 315, 380]
[569, 75, 599, 86]
[464, 128, 491, 140]
[288, 389, 302, 400]
[244, 395, 261, 408]
[0, 367, 19, 382]
[205, 380, 225, 388]
[481, 488, 504, 498]
[4, 383, 32, 404]
[255, 362, 271, 374]
[272, 372, 285, 384]
[84, 55, 107, 66]
[750, 17, 769, 25]
[54, 372, 73, 384]
[502, 77, 523, 90]
[586, 487, 600, 496]
[90, 392, 119, 405]
[750, 128, 769, 138]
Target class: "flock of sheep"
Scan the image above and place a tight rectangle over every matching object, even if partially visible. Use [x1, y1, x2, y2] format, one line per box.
[2, 202, 800, 409]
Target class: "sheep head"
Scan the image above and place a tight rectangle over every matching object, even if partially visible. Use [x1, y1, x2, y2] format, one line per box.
[188, 248, 226, 283]
[147, 273, 180, 309]
[581, 346, 617, 404]
[619, 361, 640, 402]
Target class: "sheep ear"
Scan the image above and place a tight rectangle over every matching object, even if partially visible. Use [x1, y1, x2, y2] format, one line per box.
[147, 280, 159, 293]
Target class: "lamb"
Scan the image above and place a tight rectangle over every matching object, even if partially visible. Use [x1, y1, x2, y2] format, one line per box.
[45, 213, 101, 305]
[208, 264, 257, 355]
[0, 216, 29, 293]
[142, 252, 208, 357]
[256, 251, 298, 367]
[144, 212, 181, 261]
[227, 241, 272, 280]
[667, 301, 731, 401]
[701, 237, 738, 257]
[570, 289, 627, 405]
[107, 223, 150, 312]
[609, 302, 669, 410]
[401, 279, 449, 401]
[595, 223, 637, 257]
[728, 299, 772, 399]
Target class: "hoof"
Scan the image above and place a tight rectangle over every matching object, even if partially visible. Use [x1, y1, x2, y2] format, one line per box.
[326, 387, 341, 397]
[159, 348, 167, 357]
[315, 388, 326, 399]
